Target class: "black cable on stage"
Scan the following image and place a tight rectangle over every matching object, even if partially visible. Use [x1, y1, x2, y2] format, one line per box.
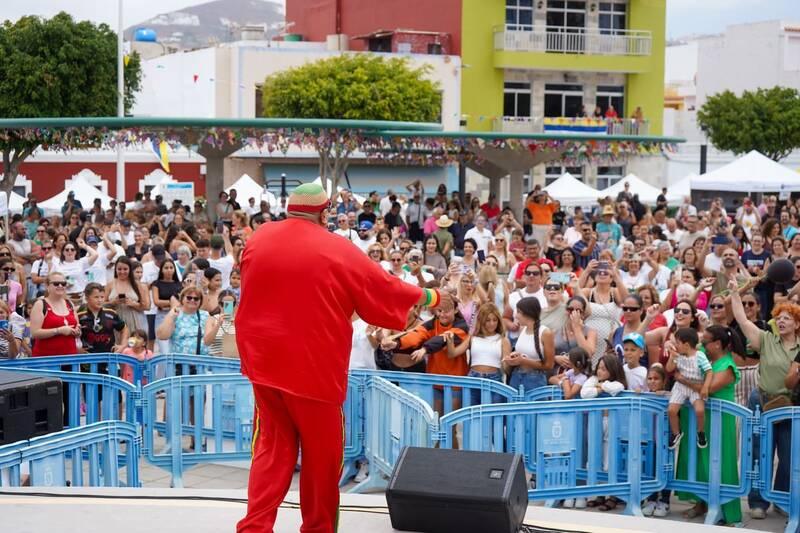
[0, 491, 594, 530]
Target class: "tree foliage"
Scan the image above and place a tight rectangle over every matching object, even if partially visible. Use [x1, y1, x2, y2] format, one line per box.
[0, 12, 142, 196]
[261, 54, 441, 188]
[697, 86, 800, 161]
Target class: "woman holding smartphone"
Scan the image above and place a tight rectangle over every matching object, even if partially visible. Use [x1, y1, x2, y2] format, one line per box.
[209, 290, 238, 357]
[151, 259, 183, 355]
[105, 256, 150, 334]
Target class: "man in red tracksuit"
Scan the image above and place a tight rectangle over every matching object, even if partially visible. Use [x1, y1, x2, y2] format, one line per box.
[236, 183, 441, 533]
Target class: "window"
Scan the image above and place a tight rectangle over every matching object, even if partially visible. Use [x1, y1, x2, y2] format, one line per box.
[598, 2, 627, 34]
[595, 85, 624, 116]
[506, 0, 534, 31]
[544, 84, 584, 117]
[368, 36, 392, 52]
[597, 166, 624, 190]
[546, 0, 586, 52]
[254, 85, 264, 118]
[545, 165, 583, 186]
[504, 82, 532, 117]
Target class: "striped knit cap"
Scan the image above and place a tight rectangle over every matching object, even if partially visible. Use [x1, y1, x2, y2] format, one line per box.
[287, 183, 330, 215]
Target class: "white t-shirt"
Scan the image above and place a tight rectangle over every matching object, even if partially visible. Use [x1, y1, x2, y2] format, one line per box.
[349, 319, 376, 370]
[52, 257, 92, 294]
[334, 228, 359, 243]
[620, 269, 651, 291]
[464, 227, 495, 254]
[208, 254, 235, 290]
[86, 253, 109, 286]
[354, 236, 376, 253]
[704, 253, 722, 273]
[624, 364, 648, 392]
[141, 260, 160, 315]
[641, 263, 672, 291]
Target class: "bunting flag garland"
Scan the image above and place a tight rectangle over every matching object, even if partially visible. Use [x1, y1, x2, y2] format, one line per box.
[0, 124, 678, 169]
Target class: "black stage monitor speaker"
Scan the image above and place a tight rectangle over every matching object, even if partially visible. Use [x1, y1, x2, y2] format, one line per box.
[386, 447, 528, 533]
[0, 370, 63, 445]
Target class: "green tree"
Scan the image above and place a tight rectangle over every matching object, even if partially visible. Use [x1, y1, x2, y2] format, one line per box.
[697, 86, 800, 161]
[0, 12, 142, 199]
[261, 54, 441, 190]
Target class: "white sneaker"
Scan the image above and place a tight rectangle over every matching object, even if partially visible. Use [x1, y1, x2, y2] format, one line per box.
[750, 508, 766, 520]
[653, 502, 669, 517]
[574, 498, 587, 509]
[562, 499, 575, 508]
[354, 462, 369, 483]
[642, 501, 656, 517]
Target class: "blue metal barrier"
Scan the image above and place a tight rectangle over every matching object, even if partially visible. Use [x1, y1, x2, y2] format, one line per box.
[340, 373, 366, 486]
[438, 396, 669, 516]
[524, 386, 564, 402]
[758, 407, 800, 533]
[0, 353, 146, 386]
[145, 353, 241, 381]
[349, 376, 438, 494]
[141, 374, 253, 488]
[665, 398, 755, 525]
[4, 368, 138, 428]
[0, 421, 140, 488]
[351, 369, 521, 415]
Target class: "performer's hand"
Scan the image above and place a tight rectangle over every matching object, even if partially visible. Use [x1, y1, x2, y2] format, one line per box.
[380, 338, 397, 351]
[410, 348, 427, 363]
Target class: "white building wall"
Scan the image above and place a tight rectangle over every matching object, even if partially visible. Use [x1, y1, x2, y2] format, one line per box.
[133, 41, 462, 131]
[132, 47, 218, 117]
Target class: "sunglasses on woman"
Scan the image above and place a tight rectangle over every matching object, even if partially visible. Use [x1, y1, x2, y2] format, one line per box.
[709, 303, 725, 310]
[184, 295, 201, 302]
[621, 306, 640, 312]
[675, 307, 692, 315]
[50, 281, 68, 287]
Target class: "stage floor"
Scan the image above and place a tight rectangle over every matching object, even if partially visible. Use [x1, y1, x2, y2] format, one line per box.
[0, 487, 775, 533]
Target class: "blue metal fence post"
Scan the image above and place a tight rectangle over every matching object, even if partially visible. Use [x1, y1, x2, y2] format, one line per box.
[624, 400, 643, 516]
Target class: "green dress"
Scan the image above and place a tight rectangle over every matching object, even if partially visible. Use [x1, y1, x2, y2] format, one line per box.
[675, 353, 742, 524]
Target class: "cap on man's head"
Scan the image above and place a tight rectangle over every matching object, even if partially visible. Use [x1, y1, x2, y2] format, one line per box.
[151, 244, 166, 258]
[623, 332, 645, 350]
[86, 236, 99, 245]
[68, 191, 75, 197]
[121, 219, 132, 227]
[287, 183, 330, 214]
[358, 221, 374, 231]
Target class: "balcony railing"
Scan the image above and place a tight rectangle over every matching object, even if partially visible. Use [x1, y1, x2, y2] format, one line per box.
[494, 116, 650, 136]
[494, 25, 652, 56]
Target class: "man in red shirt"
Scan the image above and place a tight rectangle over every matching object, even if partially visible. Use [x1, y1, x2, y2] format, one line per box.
[236, 183, 442, 533]
[480, 193, 501, 226]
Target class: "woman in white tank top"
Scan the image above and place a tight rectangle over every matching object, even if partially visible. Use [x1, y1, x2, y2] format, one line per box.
[445, 302, 510, 405]
[504, 296, 555, 394]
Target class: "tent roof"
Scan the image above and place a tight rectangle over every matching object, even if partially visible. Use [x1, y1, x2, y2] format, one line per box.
[666, 174, 695, 203]
[227, 174, 276, 206]
[8, 191, 26, 213]
[543, 173, 599, 206]
[38, 171, 115, 214]
[600, 174, 663, 204]
[691, 150, 800, 192]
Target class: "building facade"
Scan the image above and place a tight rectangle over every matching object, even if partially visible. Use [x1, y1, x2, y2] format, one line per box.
[663, 20, 800, 183]
[289, 0, 667, 189]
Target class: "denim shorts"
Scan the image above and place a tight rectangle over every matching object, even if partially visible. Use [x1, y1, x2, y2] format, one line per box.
[467, 369, 505, 405]
[508, 370, 548, 395]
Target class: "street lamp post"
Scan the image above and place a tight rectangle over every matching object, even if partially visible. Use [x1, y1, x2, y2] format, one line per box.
[116, 0, 126, 202]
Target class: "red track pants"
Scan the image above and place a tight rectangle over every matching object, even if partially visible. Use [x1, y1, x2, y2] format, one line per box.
[237, 384, 344, 533]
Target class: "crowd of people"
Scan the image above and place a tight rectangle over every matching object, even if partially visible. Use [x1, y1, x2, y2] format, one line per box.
[1, 179, 799, 525]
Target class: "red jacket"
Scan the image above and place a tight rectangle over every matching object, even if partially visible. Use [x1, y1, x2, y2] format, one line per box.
[237, 218, 422, 404]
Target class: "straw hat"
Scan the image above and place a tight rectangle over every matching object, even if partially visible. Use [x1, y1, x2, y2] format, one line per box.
[435, 215, 454, 228]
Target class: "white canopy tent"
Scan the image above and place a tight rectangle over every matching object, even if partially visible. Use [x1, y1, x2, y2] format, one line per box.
[543, 173, 599, 207]
[38, 171, 116, 216]
[8, 191, 26, 213]
[666, 173, 695, 203]
[226, 174, 277, 207]
[690, 150, 800, 192]
[600, 173, 663, 204]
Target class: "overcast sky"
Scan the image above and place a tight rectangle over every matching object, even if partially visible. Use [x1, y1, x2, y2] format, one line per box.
[2, 0, 799, 39]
